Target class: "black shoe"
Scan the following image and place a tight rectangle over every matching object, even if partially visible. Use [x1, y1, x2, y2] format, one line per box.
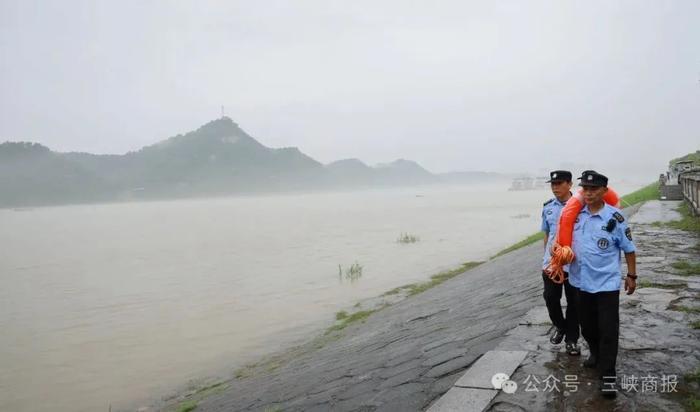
[583, 354, 597, 368]
[600, 377, 617, 399]
[566, 342, 581, 356]
[550, 328, 565, 345]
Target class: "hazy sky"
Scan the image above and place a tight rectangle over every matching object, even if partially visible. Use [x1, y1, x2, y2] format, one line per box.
[1, 0, 698, 179]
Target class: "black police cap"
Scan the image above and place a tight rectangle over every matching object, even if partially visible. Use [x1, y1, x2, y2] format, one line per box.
[546, 170, 572, 183]
[578, 171, 608, 187]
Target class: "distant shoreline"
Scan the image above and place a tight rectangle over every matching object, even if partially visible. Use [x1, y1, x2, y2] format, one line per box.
[1, 180, 513, 211]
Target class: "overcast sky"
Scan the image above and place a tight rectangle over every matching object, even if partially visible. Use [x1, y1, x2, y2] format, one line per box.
[1, 0, 698, 179]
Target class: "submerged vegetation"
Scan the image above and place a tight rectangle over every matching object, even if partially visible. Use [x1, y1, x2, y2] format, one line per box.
[338, 262, 363, 281]
[397, 232, 420, 244]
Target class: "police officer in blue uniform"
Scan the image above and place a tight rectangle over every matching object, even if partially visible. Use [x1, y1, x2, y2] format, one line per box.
[569, 170, 637, 398]
[541, 170, 580, 356]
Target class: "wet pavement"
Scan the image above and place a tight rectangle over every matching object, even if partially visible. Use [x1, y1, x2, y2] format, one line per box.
[487, 200, 700, 411]
[156, 201, 700, 412]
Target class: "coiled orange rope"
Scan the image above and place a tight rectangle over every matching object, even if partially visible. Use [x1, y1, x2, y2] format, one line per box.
[544, 187, 620, 284]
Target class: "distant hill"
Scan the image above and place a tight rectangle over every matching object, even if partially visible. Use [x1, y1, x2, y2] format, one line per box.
[0, 142, 117, 207]
[326, 158, 377, 186]
[1, 117, 481, 207]
[374, 159, 437, 185]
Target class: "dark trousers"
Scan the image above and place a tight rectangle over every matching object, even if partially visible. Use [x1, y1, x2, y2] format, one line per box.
[578, 289, 620, 378]
[542, 271, 580, 343]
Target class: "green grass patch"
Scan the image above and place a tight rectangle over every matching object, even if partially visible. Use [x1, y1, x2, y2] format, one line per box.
[406, 261, 483, 295]
[667, 202, 700, 234]
[233, 351, 295, 380]
[670, 304, 700, 314]
[676, 363, 700, 410]
[234, 364, 256, 379]
[686, 368, 700, 383]
[343, 309, 375, 323]
[690, 320, 700, 330]
[313, 330, 342, 349]
[166, 380, 229, 412]
[177, 400, 198, 412]
[684, 368, 700, 411]
[637, 279, 686, 289]
[381, 286, 403, 296]
[325, 309, 379, 334]
[688, 397, 700, 412]
[492, 232, 544, 258]
[671, 260, 700, 276]
[381, 261, 483, 297]
[619, 182, 660, 207]
[335, 310, 348, 320]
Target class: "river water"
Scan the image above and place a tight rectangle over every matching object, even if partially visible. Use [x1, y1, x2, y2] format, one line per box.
[0, 182, 641, 411]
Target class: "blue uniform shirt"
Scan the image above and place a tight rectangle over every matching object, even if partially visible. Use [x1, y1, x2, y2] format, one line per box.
[569, 203, 636, 293]
[541, 197, 570, 273]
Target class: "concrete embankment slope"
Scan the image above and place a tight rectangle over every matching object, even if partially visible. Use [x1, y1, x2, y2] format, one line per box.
[192, 241, 547, 411]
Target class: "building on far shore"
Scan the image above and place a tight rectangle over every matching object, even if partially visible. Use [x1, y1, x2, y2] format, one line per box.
[508, 176, 548, 191]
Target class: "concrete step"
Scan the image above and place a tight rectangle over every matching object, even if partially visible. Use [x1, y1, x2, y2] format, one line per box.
[660, 184, 683, 200]
[426, 350, 528, 412]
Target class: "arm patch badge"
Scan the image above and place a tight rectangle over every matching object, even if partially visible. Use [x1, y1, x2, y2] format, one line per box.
[625, 227, 633, 241]
[613, 212, 625, 223]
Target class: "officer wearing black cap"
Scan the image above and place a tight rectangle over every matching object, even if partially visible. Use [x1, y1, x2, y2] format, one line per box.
[540, 170, 581, 355]
[569, 170, 637, 398]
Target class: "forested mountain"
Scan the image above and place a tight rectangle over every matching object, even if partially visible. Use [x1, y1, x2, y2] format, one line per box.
[0, 117, 471, 207]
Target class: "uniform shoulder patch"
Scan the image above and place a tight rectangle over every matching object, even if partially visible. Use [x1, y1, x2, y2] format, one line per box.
[613, 211, 625, 223]
[625, 227, 633, 241]
[543, 198, 554, 206]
